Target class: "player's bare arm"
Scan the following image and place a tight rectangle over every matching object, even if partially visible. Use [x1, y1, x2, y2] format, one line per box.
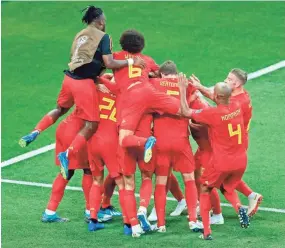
[189, 74, 215, 101]
[103, 54, 146, 69]
[178, 73, 194, 118]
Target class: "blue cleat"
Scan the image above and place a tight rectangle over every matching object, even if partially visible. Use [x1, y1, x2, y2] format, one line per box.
[58, 151, 69, 180]
[137, 211, 152, 232]
[19, 131, 40, 147]
[143, 136, 156, 163]
[99, 206, 122, 217]
[84, 212, 91, 223]
[41, 212, 69, 223]
[85, 211, 112, 223]
[238, 207, 250, 228]
[123, 224, 132, 236]
[88, 220, 105, 232]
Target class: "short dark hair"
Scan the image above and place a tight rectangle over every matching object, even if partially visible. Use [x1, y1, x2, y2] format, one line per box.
[119, 30, 145, 54]
[159, 60, 178, 75]
[82, 6, 103, 24]
[231, 68, 248, 85]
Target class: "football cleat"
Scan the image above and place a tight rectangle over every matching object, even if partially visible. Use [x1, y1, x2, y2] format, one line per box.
[41, 212, 69, 223]
[199, 233, 213, 240]
[247, 193, 263, 217]
[99, 206, 122, 217]
[19, 131, 40, 147]
[148, 207, 157, 222]
[238, 207, 250, 228]
[170, 199, 187, 216]
[151, 223, 166, 233]
[131, 224, 145, 238]
[58, 151, 69, 180]
[210, 214, 224, 225]
[85, 211, 112, 223]
[138, 210, 152, 232]
[144, 136, 156, 163]
[88, 220, 105, 232]
[189, 220, 204, 232]
[123, 224, 132, 236]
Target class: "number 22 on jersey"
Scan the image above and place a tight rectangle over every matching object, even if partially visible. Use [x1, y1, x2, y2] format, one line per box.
[99, 97, 116, 122]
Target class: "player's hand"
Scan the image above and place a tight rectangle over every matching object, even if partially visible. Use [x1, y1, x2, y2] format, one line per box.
[189, 74, 202, 88]
[133, 56, 146, 69]
[178, 72, 189, 89]
[97, 84, 111, 93]
[102, 73, 114, 80]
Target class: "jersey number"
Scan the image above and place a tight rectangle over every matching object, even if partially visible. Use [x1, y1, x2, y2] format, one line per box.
[128, 64, 142, 78]
[228, 123, 242, 144]
[99, 97, 116, 122]
[246, 118, 251, 132]
[166, 90, 179, 96]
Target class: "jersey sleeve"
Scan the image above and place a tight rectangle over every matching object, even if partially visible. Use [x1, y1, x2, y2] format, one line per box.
[148, 57, 160, 72]
[100, 34, 112, 55]
[191, 107, 216, 125]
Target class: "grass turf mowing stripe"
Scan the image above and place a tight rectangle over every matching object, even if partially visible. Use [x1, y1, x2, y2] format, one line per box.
[2, 178, 285, 214]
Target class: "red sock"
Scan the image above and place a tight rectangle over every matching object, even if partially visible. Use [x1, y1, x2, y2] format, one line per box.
[154, 184, 167, 227]
[118, 189, 129, 224]
[47, 174, 68, 211]
[223, 190, 241, 213]
[82, 174, 93, 210]
[195, 176, 201, 199]
[236, 180, 253, 197]
[102, 175, 116, 208]
[121, 135, 147, 148]
[35, 115, 54, 132]
[89, 183, 102, 220]
[68, 135, 87, 156]
[200, 193, 211, 236]
[124, 190, 139, 226]
[168, 173, 184, 202]
[210, 188, 222, 215]
[185, 180, 198, 222]
[139, 178, 152, 208]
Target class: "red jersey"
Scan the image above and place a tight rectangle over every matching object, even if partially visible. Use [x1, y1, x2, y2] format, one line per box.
[230, 90, 252, 132]
[113, 50, 159, 91]
[95, 91, 118, 142]
[135, 114, 153, 138]
[151, 77, 195, 139]
[191, 101, 246, 172]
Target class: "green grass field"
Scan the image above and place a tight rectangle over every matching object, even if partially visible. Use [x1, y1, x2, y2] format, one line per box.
[2, 1, 285, 248]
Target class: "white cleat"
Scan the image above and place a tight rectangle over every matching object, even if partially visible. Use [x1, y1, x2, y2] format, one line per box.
[210, 213, 224, 225]
[170, 199, 187, 216]
[189, 220, 204, 232]
[247, 193, 263, 217]
[131, 224, 145, 238]
[151, 223, 166, 233]
[148, 207, 157, 222]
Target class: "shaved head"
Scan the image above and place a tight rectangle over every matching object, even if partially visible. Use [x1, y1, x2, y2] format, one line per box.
[214, 82, 232, 104]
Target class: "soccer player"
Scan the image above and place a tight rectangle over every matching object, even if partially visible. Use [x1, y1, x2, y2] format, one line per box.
[189, 69, 262, 219]
[41, 107, 112, 223]
[111, 29, 183, 238]
[150, 61, 202, 232]
[178, 74, 250, 240]
[18, 6, 144, 180]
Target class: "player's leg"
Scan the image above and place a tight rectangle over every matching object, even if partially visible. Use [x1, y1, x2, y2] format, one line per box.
[168, 173, 187, 217]
[210, 188, 224, 225]
[58, 78, 100, 179]
[82, 168, 93, 222]
[236, 180, 263, 217]
[42, 170, 75, 223]
[182, 172, 203, 232]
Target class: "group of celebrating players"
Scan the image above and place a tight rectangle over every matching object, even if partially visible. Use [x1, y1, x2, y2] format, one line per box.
[19, 6, 263, 240]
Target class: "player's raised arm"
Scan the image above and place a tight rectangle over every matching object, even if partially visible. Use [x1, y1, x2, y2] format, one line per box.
[178, 72, 194, 118]
[189, 74, 215, 101]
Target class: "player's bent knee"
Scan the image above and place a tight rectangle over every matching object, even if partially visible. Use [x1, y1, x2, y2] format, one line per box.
[156, 176, 168, 185]
[182, 172, 195, 182]
[66, 170, 75, 180]
[142, 171, 153, 180]
[93, 176, 103, 186]
[123, 175, 135, 190]
[115, 176, 124, 190]
[119, 129, 134, 146]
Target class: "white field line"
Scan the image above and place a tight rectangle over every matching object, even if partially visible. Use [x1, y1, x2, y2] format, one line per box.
[2, 178, 285, 214]
[1, 60, 285, 168]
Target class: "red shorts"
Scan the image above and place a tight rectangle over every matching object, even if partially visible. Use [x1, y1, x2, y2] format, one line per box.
[117, 146, 156, 176]
[155, 138, 195, 176]
[194, 148, 212, 170]
[57, 75, 100, 122]
[55, 116, 89, 170]
[199, 166, 246, 192]
[88, 135, 120, 178]
[119, 83, 179, 131]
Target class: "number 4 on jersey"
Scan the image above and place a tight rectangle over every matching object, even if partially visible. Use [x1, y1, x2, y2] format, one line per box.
[228, 123, 242, 144]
